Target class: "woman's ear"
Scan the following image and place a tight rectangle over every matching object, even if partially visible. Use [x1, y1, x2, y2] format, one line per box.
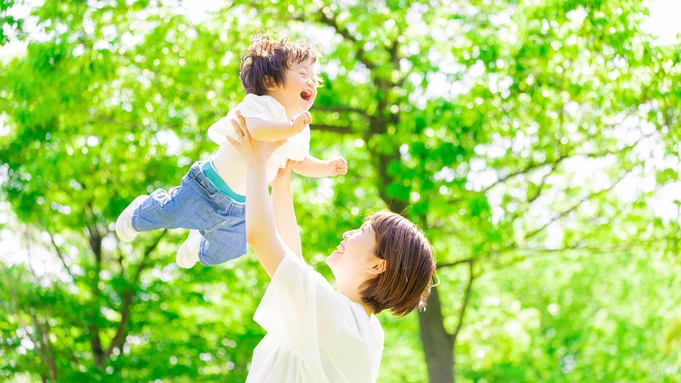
[367, 259, 386, 275]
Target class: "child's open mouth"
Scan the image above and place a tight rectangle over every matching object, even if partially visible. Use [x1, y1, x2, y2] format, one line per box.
[300, 90, 313, 102]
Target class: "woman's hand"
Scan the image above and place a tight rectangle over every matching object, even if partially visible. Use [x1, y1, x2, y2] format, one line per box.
[270, 160, 299, 189]
[227, 110, 287, 165]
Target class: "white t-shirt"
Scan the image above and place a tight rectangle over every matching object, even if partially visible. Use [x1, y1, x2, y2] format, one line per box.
[246, 255, 385, 383]
[207, 94, 311, 195]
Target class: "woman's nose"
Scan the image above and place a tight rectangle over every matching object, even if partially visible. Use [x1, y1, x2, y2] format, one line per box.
[342, 231, 349, 240]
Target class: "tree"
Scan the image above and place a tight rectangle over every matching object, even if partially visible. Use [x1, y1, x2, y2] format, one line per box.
[1, 2, 266, 381]
[244, 0, 681, 381]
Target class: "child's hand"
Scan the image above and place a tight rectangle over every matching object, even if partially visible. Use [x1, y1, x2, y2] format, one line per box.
[291, 112, 312, 134]
[325, 157, 348, 176]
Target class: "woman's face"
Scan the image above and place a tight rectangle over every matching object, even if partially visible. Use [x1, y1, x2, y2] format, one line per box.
[326, 221, 379, 279]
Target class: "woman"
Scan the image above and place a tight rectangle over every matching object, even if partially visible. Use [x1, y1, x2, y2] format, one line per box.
[227, 111, 436, 383]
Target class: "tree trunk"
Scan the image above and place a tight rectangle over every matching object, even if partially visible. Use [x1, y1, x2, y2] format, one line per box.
[418, 286, 455, 383]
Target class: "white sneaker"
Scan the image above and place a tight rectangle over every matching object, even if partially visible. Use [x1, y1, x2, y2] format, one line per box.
[177, 230, 202, 269]
[115, 195, 148, 242]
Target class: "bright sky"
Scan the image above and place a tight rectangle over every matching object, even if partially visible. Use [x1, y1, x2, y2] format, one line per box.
[0, 1, 680, 266]
[0, 0, 679, 62]
[640, 0, 681, 44]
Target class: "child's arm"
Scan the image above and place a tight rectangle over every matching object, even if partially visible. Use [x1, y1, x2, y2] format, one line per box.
[270, 160, 303, 259]
[293, 155, 348, 178]
[247, 111, 311, 142]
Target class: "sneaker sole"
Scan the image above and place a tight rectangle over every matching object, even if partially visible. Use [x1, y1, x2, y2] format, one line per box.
[176, 244, 198, 269]
[115, 195, 148, 242]
[176, 231, 201, 269]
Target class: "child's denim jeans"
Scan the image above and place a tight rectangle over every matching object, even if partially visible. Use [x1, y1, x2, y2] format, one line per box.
[131, 161, 247, 266]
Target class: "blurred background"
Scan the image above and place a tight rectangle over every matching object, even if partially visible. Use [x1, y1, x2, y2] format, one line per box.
[1, 0, 681, 382]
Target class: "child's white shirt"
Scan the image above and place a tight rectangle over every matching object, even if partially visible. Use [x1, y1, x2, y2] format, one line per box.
[246, 254, 385, 383]
[207, 94, 311, 195]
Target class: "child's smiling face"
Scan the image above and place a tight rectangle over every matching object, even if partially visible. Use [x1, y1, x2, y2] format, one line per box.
[267, 59, 318, 120]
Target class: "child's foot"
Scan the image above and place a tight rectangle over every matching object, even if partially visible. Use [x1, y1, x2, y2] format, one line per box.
[177, 230, 202, 269]
[115, 195, 148, 242]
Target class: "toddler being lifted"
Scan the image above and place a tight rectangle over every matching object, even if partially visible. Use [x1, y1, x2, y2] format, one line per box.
[115, 34, 347, 268]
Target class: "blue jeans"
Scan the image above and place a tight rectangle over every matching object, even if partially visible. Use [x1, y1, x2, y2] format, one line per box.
[131, 161, 247, 266]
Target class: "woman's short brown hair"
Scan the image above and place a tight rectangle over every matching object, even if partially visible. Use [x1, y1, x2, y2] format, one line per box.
[240, 34, 321, 96]
[360, 211, 436, 317]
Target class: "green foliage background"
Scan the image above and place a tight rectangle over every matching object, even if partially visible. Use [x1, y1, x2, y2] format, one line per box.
[1, 0, 680, 382]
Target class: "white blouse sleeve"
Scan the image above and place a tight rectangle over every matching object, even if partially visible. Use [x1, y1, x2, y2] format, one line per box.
[253, 255, 347, 362]
[271, 123, 310, 167]
[206, 112, 236, 146]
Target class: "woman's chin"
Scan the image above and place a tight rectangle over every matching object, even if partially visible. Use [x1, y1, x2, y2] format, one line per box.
[326, 250, 342, 264]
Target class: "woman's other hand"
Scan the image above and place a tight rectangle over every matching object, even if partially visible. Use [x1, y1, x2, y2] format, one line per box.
[271, 160, 298, 189]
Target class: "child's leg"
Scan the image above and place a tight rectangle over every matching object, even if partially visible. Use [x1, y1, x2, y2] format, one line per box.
[131, 162, 232, 233]
[197, 217, 248, 266]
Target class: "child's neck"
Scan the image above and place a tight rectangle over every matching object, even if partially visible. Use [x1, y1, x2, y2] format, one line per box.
[265, 92, 296, 121]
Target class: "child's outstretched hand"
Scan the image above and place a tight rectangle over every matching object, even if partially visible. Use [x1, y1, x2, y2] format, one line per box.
[325, 157, 348, 176]
[291, 111, 312, 134]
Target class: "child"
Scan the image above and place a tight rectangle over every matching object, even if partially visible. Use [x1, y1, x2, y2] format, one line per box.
[115, 34, 347, 268]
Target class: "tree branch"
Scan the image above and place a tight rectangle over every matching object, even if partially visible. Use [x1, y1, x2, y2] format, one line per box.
[84, 203, 105, 365]
[102, 230, 167, 362]
[473, 125, 653, 200]
[134, 229, 167, 282]
[453, 260, 475, 342]
[31, 311, 57, 381]
[315, 106, 370, 118]
[437, 258, 474, 270]
[314, 10, 376, 70]
[310, 124, 354, 134]
[493, 240, 666, 270]
[479, 154, 566, 195]
[4, 273, 49, 363]
[3, 231, 58, 378]
[523, 169, 629, 241]
[517, 241, 663, 254]
[527, 163, 554, 204]
[44, 226, 76, 282]
[90, 113, 184, 131]
[101, 291, 133, 361]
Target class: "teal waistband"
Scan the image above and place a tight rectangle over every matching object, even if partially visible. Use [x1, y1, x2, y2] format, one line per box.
[201, 161, 246, 204]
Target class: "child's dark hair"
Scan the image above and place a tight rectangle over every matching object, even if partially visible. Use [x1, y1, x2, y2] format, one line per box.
[240, 34, 321, 95]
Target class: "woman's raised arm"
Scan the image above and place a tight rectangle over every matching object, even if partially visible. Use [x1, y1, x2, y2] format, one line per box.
[227, 111, 288, 277]
[270, 161, 303, 259]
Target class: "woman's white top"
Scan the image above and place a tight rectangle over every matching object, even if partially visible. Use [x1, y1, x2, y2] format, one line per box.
[246, 255, 385, 383]
[207, 94, 311, 195]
